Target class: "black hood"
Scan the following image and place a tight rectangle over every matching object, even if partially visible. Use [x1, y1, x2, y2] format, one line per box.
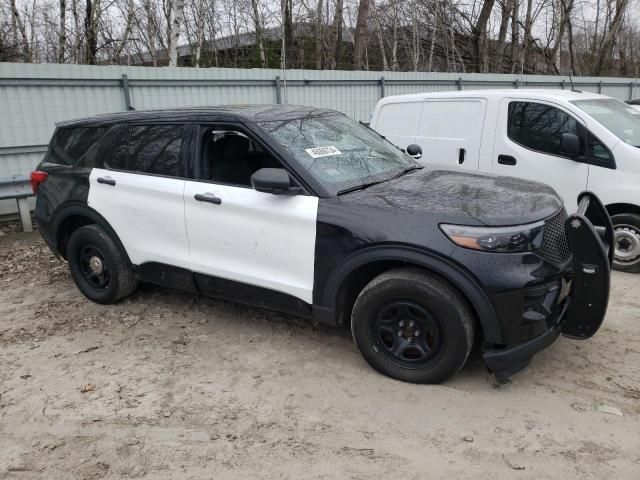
[338, 168, 563, 226]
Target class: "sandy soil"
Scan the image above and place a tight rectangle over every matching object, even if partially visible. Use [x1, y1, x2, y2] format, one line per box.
[1, 231, 639, 479]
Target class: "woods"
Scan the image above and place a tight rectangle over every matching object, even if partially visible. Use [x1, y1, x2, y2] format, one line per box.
[1, 0, 639, 76]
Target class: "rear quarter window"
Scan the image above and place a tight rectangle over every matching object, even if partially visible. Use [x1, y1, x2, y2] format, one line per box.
[48, 127, 108, 166]
[127, 125, 185, 177]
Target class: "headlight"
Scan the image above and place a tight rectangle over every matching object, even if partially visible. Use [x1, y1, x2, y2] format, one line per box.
[440, 222, 544, 253]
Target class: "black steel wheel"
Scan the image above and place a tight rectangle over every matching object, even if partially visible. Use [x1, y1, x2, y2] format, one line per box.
[67, 224, 137, 304]
[351, 267, 474, 384]
[371, 300, 444, 369]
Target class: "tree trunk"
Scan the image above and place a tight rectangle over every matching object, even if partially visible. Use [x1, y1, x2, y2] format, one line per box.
[510, 0, 520, 72]
[593, 0, 629, 75]
[84, 0, 97, 64]
[330, 0, 344, 69]
[472, 0, 496, 73]
[58, 0, 66, 63]
[520, 0, 534, 73]
[10, 0, 31, 61]
[281, 0, 294, 68]
[492, 0, 514, 72]
[353, 0, 370, 70]
[168, 0, 185, 66]
[251, 0, 267, 68]
[315, 0, 323, 69]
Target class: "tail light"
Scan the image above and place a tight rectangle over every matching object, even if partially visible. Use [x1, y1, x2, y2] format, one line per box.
[30, 170, 48, 193]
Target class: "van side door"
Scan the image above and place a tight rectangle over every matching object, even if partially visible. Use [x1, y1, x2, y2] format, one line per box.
[414, 99, 487, 171]
[492, 99, 594, 211]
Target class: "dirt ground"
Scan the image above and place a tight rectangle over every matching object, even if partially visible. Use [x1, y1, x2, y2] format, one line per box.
[0, 230, 639, 480]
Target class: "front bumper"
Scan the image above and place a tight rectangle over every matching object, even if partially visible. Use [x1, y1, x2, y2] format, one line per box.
[482, 192, 614, 380]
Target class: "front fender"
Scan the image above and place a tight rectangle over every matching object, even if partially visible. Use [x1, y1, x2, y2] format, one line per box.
[317, 245, 503, 344]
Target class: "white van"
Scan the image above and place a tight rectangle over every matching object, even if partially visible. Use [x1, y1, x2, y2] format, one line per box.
[370, 89, 640, 272]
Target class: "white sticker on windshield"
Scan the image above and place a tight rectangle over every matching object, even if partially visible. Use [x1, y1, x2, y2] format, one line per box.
[305, 146, 342, 158]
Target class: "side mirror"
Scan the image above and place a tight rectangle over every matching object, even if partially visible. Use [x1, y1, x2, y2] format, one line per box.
[406, 144, 423, 160]
[251, 168, 300, 195]
[559, 133, 581, 158]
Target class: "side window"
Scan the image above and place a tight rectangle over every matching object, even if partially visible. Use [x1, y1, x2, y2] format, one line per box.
[128, 125, 185, 177]
[586, 133, 614, 165]
[95, 125, 129, 170]
[508, 102, 581, 157]
[201, 127, 282, 186]
[48, 127, 108, 166]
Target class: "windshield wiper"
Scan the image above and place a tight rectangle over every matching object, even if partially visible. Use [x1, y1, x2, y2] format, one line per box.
[389, 165, 423, 180]
[337, 180, 387, 195]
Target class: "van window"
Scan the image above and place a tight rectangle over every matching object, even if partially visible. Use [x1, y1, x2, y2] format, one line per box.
[48, 127, 108, 166]
[508, 102, 580, 156]
[128, 125, 185, 177]
[508, 101, 613, 164]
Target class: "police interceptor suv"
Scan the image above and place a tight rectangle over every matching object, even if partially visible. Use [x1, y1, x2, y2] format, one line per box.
[32, 105, 614, 384]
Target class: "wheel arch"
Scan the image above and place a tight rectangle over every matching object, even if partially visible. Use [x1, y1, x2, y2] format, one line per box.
[52, 203, 131, 263]
[606, 203, 640, 217]
[317, 245, 502, 344]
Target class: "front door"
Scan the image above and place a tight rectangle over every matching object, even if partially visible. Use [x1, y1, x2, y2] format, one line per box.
[492, 99, 589, 212]
[183, 126, 318, 304]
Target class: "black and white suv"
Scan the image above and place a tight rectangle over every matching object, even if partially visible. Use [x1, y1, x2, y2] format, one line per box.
[33, 106, 614, 383]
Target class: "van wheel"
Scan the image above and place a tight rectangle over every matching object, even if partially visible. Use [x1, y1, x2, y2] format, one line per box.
[611, 213, 640, 273]
[351, 268, 474, 384]
[67, 225, 137, 304]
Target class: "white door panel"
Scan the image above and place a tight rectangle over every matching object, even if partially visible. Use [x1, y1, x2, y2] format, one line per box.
[492, 99, 589, 212]
[184, 181, 318, 303]
[88, 168, 189, 266]
[415, 99, 486, 170]
[373, 101, 421, 151]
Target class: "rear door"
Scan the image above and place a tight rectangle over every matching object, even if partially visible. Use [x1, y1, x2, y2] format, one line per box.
[88, 124, 190, 267]
[414, 98, 487, 170]
[492, 99, 589, 212]
[183, 125, 318, 304]
[371, 101, 421, 152]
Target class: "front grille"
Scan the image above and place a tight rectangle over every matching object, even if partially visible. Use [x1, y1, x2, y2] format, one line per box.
[539, 209, 572, 267]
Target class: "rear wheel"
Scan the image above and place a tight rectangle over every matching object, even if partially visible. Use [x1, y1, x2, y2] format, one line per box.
[351, 268, 474, 384]
[67, 224, 137, 303]
[611, 213, 640, 273]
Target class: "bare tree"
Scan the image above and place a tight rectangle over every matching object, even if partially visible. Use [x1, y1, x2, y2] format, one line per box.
[168, 0, 185, 66]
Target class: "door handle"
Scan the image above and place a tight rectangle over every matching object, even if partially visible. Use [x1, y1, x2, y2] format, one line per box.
[194, 193, 222, 205]
[498, 155, 517, 166]
[97, 177, 116, 186]
[458, 148, 466, 165]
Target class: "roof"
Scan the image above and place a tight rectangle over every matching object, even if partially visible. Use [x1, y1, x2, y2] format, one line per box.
[57, 104, 341, 128]
[378, 89, 608, 105]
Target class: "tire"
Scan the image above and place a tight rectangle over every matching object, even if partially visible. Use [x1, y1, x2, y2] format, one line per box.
[351, 267, 475, 384]
[611, 213, 640, 273]
[67, 224, 138, 304]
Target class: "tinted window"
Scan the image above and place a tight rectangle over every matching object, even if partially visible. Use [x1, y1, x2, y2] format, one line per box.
[95, 125, 129, 169]
[48, 127, 108, 166]
[508, 102, 580, 156]
[128, 125, 184, 176]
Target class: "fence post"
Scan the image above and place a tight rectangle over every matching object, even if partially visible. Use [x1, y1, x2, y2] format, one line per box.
[598, 81, 602, 94]
[121, 74, 133, 111]
[457, 77, 463, 91]
[380, 76, 386, 98]
[514, 79, 519, 89]
[275, 76, 282, 104]
[630, 82, 635, 101]
[561, 80, 565, 90]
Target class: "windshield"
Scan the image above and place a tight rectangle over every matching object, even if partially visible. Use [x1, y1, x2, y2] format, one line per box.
[258, 113, 419, 195]
[572, 98, 640, 147]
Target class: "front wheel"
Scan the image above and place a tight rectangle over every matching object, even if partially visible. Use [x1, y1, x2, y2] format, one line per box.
[611, 213, 640, 273]
[351, 268, 475, 384]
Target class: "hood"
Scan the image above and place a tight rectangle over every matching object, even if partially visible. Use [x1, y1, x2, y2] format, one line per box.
[339, 168, 563, 226]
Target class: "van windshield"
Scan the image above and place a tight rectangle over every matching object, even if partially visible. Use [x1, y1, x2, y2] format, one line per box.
[258, 113, 419, 195]
[572, 98, 640, 147]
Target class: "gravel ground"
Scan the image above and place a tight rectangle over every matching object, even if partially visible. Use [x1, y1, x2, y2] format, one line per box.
[1, 230, 639, 479]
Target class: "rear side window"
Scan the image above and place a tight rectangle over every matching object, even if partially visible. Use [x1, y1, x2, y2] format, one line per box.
[127, 125, 185, 177]
[98, 125, 129, 170]
[508, 102, 579, 156]
[48, 127, 108, 166]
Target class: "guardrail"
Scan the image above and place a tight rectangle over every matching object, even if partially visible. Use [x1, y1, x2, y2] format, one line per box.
[0, 175, 34, 232]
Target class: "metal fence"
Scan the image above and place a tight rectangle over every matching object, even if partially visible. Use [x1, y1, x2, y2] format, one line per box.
[1, 61, 639, 215]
